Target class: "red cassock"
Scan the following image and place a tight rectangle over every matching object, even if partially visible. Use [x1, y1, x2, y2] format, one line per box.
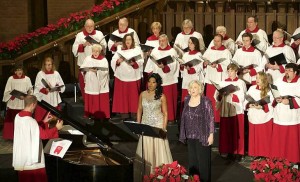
[2, 109, 21, 139]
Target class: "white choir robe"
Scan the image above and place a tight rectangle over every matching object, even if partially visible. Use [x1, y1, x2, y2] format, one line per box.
[13, 114, 44, 171]
[145, 34, 159, 48]
[174, 31, 205, 52]
[208, 36, 236, 55]
[34, 71, 65, 106]
[270, 76, 300, 162]
[232, 46, 263, 85]
[290, 27, 300, 44]
[108, 28, 140, 54]
[3, 75, 32, 110]
[244, 85, 274, 157]
[262, 44, 296, 82]
[72, 30, 107, 67]
[291, 27, 300, 59]
[236, 27, 268, 53]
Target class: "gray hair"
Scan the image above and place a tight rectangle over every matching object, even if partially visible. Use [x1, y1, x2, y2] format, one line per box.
[188, 80, 204, 95]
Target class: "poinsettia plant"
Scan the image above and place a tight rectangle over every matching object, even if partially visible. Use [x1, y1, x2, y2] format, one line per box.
[144, 161, 200, 182]
[250, 157, 300, 182]
[0, 0, 143, 60]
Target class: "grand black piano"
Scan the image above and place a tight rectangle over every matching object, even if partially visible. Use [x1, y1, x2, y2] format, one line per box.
[39, 101, 137, 182]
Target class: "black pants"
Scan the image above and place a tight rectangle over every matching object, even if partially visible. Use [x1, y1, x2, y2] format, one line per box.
[187, 139, 211, 182]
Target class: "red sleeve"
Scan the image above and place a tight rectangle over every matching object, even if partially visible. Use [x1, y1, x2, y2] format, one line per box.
[232, 94, 239, 103]
[272, 100, 277, 108]
[116, 61, 120, 67]
[279, 65, 285, 73]
[245, 103, 250, 109]
[216, 64, 223, 72]
[10, 96, 15, 100]
[131, 61, 139, 69]
[78, 44, 84, 53]
[203, 64, 207, 68]
[249, 68, 257, 76]
[262, 104, 269, 113]
[110, 45, 117, 52]
[187, 67, 196, 74]
[40, 88, 49, 95]
[162, 65, 171, 73]
[292, 98, 300, 109]
[180, 65, 184, 71]
[39, 123, 58, 139]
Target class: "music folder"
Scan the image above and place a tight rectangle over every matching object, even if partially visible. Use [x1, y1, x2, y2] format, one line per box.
[150, 55, 174, 65]
[183, 58, 202, 67]
[251, 39, 261, 47]
[80, 67, 108, 72]
[10, 89, 27, 99]
[41, 78, 64, 92]
[291, 33, 300, 41]
[123, 121, 166, 139]
[84, 36, 100, 44]
[211, 80, 239, 96]
[268, 53, 287, 65]
[139, 44, 154, 52]
[207, 57, 226, 65]
[245, 95, 270, 106]
[109, 34, 123, 42]
[118, 51, 142, 64]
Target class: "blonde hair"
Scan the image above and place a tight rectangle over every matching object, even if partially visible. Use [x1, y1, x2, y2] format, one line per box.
[159, 34, 169, 42]
[84, 19, 95, 27]
[41, 57, 56, 72]
[188, 80, 204, 95]
[151, 22, 162, 30]
[257, 72, 270, 98]
[216, 26, 226, 34]
[182, 19, 193, 29]
[92, 44, 102, 52]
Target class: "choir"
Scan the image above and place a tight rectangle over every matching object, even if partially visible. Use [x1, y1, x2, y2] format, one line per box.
[3, 16, 300, 180]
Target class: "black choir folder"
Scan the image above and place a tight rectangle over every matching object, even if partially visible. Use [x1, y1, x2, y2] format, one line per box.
[150, 55, 174, 65]
[183, 58, 202, 67]
[123, 121, 166, 139]
[85, 36, 100, 44]
[41, 78, 64, 92]
[245, 95, 270, 106]
[117, 51, 142, 64]
[109, 34, 123, 42]
[203, 57, 226, 65]
[251, 39, 261, 47]
[139, 44, 154, 52]
[231, 60, 257, 72]
[10, 89, 27, 99]
[291, 33, 300, 40]
[211, 80, 239, 95]
[268, 53, 287, 65]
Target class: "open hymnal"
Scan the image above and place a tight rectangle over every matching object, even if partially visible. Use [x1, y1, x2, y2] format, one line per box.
[251, 39, 261, 47]
[291, 33, 300, 41]
[41, 78, 64, 92]
[149, 55, 174, 65]
[182, 58, 202, 67]
[85, 36, 100, 44]
[211, 80, 239, 96]
[268, 53, 287, 65]
[204, 57, 226, 65]
[10, 89, 27, 99]
[109, 34, 123, 42]
[230, 60, 257, 73]
[117, 51, 142, 64]
[139, 44, 154, 52]
[245, 95, 270, 106]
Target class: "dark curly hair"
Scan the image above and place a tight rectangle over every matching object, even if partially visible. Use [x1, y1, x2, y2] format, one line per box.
[148, 73, 163, 100]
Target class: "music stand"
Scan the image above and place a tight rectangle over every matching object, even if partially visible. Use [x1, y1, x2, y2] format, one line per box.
[123, 121, 166, 180]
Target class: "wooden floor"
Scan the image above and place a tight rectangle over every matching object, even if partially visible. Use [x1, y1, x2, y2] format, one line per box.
[0, 97, 254, 182]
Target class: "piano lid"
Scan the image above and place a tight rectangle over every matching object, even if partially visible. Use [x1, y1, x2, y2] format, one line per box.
[38, 100, 137, 160]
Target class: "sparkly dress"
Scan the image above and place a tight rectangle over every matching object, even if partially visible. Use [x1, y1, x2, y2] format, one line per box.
[134, 94, 173, 181]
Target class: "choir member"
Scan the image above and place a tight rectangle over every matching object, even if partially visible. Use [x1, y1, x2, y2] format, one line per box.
[2, 65, 32, 140]
[33, 57, 65, 122]
[144, 34, 179, 123]
[108, 17, 140, 54]
[236, 16, 268, 53]
[13, 95, 63, 182]
[207, 26, 236, 55]
[263, 30, 296, 82]
[270, 63, 300, 163]
[180, 37, 204, 110]
[111, 33, 144, 120]
[232, 32, 263, 86]
[72, 19, 107, 99]
[174, 19, 205, 56]
[179, 80, 214, 182]
[80, 44, 110, 119]
[244, 72, 274, 158]
[215, 63, 247, 160]
[203, 34, 232, 122]
[291, 27, 300, 60]
[145, 22, 161, 48]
